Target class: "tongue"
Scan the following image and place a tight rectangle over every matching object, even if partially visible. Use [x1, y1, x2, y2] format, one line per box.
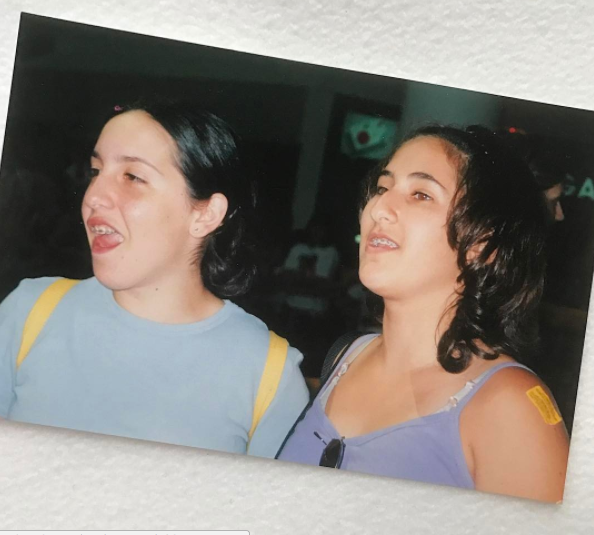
[94, 233, 122, 249]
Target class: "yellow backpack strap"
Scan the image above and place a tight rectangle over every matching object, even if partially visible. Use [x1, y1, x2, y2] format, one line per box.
[16, 278, 81, 369]
[248, 330, 288, 445]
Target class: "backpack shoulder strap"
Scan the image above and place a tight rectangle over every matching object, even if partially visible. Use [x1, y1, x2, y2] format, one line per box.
[248, 330, 288, 444]
[16, 278, 81, 369]
[274, 330, 369, 459]
[319, 330, 366, 386]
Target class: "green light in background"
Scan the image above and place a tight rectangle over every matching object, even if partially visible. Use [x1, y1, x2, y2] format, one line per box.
[340, 112, 399, 160]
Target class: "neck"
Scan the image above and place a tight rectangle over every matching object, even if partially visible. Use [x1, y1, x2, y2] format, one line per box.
[112, 270, 224, 324]
[379, 288, 458, 373]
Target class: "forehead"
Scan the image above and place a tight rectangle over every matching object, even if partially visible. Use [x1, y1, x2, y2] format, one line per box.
[385, 136, 459, 188]
[95, 110, 177, 162]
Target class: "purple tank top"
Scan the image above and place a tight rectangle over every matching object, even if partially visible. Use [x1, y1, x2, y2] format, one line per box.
[277, 334, 531, 489]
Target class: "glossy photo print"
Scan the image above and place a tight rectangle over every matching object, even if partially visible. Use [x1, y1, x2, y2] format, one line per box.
[1, 13, 593, 504]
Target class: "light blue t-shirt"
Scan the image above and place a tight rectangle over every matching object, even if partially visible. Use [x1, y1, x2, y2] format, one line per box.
[0, 277, 309, 458]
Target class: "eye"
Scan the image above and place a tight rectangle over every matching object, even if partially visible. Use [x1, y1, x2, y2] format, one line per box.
[373, 185, 388, 196]
[412, 191, 432, 201]
[87, 167, 100, 181]
[125, 172, 146, 184]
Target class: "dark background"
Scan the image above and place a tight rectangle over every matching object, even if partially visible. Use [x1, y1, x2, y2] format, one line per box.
[1, 13, 594, 433]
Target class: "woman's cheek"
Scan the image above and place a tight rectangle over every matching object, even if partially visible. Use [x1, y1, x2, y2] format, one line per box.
[124, 198, 152, 223]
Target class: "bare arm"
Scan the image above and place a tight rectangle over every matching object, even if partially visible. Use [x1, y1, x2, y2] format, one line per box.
[461, 367, 569, 503]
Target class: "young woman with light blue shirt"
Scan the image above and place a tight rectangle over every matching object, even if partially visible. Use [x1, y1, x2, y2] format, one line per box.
[0, 101, 309, 457]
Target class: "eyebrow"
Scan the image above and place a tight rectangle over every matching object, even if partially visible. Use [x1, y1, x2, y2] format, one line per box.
[91, 150, 164, 176]
[379, 169, 446, 191]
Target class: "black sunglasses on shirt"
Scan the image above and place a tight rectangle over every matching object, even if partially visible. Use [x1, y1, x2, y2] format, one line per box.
[317, 435, 346, 469]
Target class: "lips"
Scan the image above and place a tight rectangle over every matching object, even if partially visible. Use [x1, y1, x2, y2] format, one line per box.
[87, 216, 124, 254]
[367, 232, 399, 251]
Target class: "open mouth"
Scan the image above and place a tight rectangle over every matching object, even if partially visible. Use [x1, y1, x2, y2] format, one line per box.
[89, 223, 124, 252]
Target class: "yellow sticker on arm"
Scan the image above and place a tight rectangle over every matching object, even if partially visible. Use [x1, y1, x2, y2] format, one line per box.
[526, 386, 562, 425]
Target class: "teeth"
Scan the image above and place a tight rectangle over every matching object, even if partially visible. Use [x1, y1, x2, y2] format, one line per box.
[91, 225, 117, 235]
[371, 237, 398, 248]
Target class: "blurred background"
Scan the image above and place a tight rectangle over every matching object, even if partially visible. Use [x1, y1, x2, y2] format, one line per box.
[1, 13, 593, 433]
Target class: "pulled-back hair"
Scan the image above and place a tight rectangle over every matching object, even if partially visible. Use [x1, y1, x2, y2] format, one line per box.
[362, 125, 550, 373]
[117, 100, 256, 298]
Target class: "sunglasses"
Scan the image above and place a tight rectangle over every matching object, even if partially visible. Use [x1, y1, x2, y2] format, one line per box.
[319, 437, 345, 469]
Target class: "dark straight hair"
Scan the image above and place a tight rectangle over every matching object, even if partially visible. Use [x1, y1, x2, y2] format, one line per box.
[362, 125, 550, 373]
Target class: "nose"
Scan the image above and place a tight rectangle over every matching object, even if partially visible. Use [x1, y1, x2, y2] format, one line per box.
[82, 171, 115, 211]
[369, 190, 398, 224]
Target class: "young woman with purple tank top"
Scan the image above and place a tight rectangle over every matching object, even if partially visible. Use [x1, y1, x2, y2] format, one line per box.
[277, 126, 570, 503]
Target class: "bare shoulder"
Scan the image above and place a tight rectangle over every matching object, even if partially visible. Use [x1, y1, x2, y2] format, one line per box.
[461, 364, 569, 502]
[465, 365, 564, 427]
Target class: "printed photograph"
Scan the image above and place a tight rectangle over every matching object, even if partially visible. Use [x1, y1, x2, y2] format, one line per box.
[1, 12, 593, 503]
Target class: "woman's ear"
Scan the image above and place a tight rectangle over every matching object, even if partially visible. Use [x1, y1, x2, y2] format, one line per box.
[467, 235, 496, 264]
[189, 193, 229, 239]
[467, 241, 485, 263]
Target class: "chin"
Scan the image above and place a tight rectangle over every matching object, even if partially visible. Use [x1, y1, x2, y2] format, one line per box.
[360, 272, 417, 304]
[359, 270, 389, 298]
[92, 266, 135, 292]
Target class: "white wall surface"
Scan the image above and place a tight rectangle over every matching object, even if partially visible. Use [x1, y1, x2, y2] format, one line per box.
[1, 1, 593, 533]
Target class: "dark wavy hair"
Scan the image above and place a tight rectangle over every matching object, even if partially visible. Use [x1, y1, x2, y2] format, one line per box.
[362, 125, 550, 373]
[115, 100, 256, 298]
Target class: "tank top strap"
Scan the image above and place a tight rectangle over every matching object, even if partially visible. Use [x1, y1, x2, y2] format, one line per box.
[318, 333, 379, 409]
[446, 361, 534, 414]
